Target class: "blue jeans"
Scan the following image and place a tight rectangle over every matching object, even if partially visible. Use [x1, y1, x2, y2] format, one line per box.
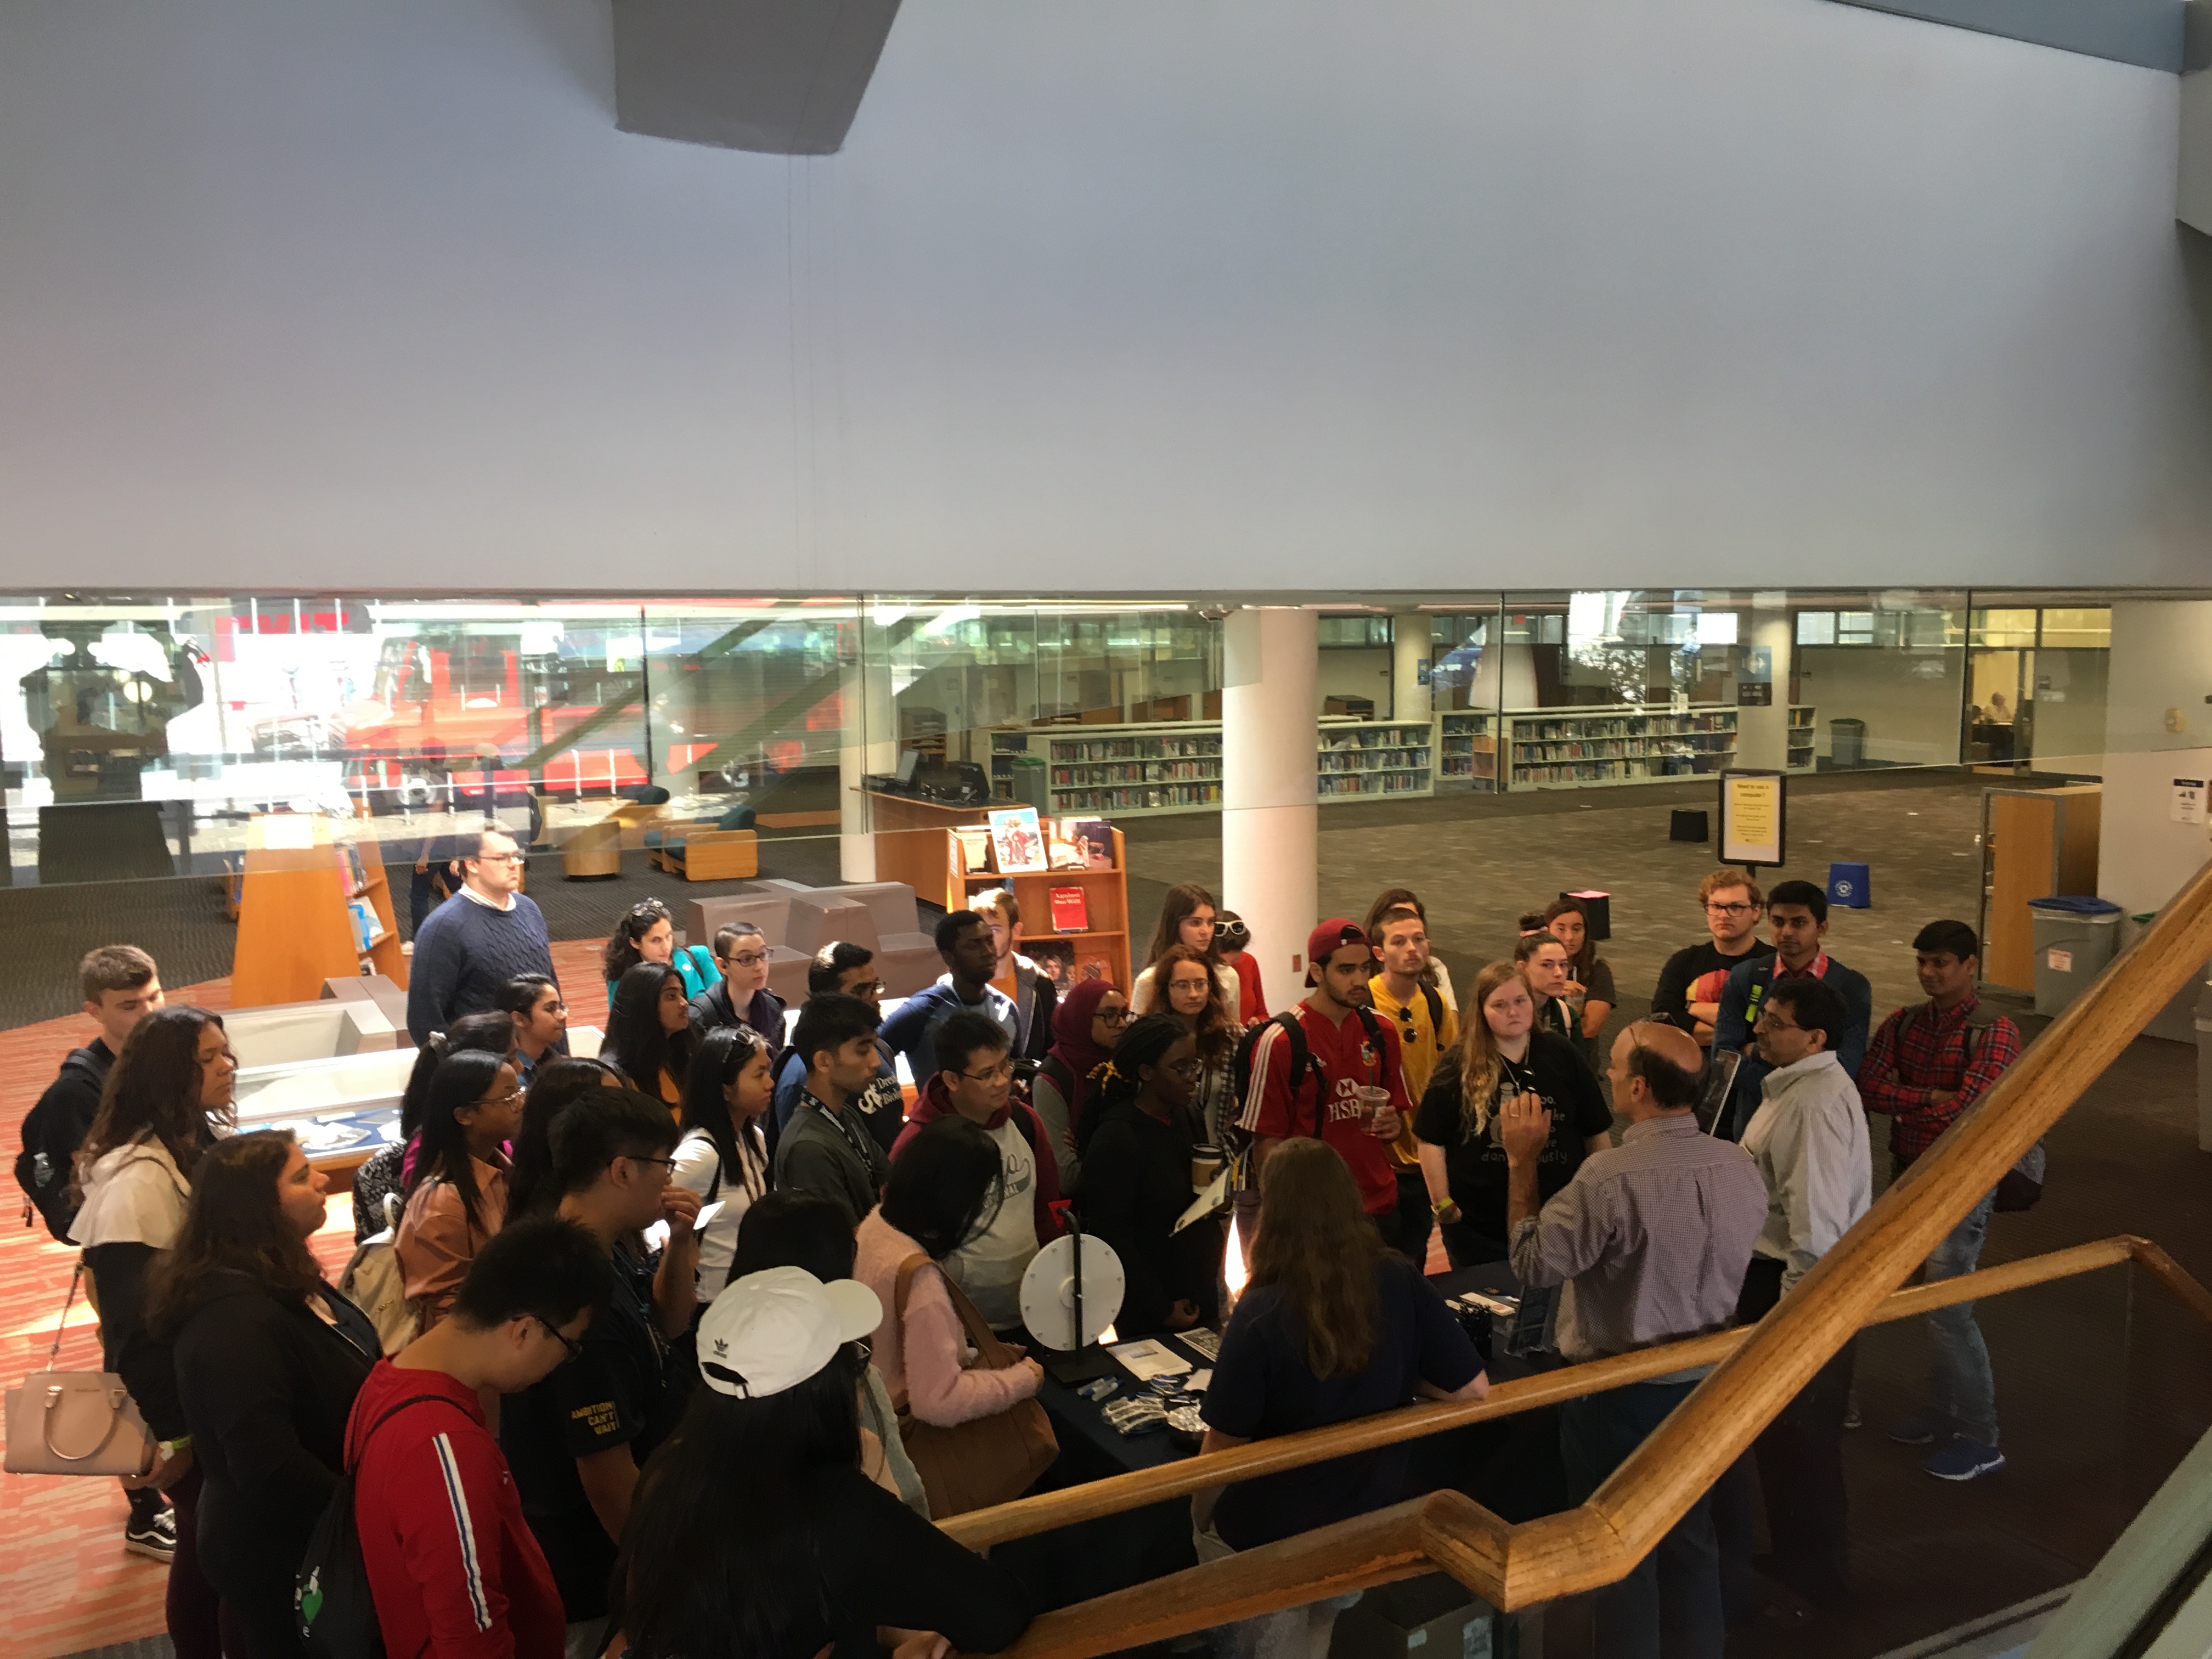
[1561, 1383, 1726, 1659]
[1923, 1189, 1997, 1446]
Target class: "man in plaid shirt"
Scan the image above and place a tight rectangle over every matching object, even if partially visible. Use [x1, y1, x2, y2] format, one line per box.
[1858, 919, 2022, 1483]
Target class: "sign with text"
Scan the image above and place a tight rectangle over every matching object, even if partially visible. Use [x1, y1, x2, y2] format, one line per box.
[1719, 770, 1786, 868]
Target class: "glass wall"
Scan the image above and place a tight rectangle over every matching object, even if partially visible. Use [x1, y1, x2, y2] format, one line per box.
[0, 587, 2128, 886]
[0, 595, 857, 885]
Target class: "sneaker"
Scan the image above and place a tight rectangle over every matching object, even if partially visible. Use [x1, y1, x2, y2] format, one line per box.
[123, 1509, 176, 1563]
[1888, 1407, 1954, 1446]
[1843, 1401, 1862, 1430]
[1923, 1436, 2006, 1482]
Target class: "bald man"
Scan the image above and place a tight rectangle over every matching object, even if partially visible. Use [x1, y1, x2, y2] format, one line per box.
[1503, 1021, 1768, 1659]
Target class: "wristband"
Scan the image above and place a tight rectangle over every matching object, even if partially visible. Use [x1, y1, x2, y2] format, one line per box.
[158, 1435, 191, 1459]
[1431, 1198, 1458, 1216]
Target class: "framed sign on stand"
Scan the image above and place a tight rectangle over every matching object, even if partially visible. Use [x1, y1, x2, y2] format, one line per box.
[1718, 770, 1786, 872]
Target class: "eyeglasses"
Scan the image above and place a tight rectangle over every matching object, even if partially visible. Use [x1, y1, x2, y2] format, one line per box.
[724, 951, 770, 969]
[1705, 901, 1757, 916]
[1753, 1014, 1802, 1034]
[845, 980, 886, 997]
[481, 1088, 524, 1108]
[1095, 1007, 1131, 1026]
[620, 1153, 678, 1175]
[1164, 1059, 1206, 1081]
[958, 1062, 1016, 1086]
[475, 851, 527, 866]
[536, 1317, 585, 1366]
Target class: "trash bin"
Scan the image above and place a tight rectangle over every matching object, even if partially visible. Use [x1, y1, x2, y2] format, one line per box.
[2027, 896, 2123, 1017]
[1830, 718, 1866, 769]
[1826, 861, 1871, 909]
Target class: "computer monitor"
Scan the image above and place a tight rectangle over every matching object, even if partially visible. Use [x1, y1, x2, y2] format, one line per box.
[894, 749, 921, 785]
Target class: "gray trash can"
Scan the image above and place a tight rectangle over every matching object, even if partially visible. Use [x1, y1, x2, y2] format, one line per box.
[1830, 718, 1866, 769]
[2027, 895, 2123, 1016]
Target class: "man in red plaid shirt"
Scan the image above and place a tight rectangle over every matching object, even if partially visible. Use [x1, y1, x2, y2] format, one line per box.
[1858, 919, 2022, 1483]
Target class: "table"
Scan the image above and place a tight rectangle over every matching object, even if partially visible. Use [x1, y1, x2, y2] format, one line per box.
[1003, 1265, 1573, 1611]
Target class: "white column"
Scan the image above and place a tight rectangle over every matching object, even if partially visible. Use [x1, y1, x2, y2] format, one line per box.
[839, 634, 898, 882]
[1223, 607, 1319, 1016]
[1735, 607, 1793, 771]
[1391, 611, 1431, 721]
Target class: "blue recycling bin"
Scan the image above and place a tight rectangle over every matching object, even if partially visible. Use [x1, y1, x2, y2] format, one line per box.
[1826, 862, 1871, 909]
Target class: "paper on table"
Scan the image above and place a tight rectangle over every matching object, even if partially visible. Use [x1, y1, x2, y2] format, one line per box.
[1173, 1170, 1230, 1234]
[1113, 1339, 1192, 1381]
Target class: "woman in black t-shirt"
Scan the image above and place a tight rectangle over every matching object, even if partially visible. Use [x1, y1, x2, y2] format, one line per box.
[1195, 1139, 1485, 1657]
[1414, 961, 1613, 1268]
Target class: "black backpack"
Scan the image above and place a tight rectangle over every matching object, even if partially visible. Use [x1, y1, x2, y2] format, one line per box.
[1230, 1007, 1387, 1139]
[297, 1394, 461, 1659]
[15, 1049, 106, 1242]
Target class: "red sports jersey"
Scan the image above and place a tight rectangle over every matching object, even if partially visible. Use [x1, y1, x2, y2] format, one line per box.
[1237, 1003, 1409, 1215]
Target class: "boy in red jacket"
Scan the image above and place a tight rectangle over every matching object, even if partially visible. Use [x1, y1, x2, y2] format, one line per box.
[348, 1217, 613, 1659]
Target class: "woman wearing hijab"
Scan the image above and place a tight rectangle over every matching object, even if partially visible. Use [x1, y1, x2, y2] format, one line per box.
[1028, 980, 1127, 1195]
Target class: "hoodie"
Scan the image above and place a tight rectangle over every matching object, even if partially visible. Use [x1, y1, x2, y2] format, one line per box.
[890, 1075, 1064, 1329]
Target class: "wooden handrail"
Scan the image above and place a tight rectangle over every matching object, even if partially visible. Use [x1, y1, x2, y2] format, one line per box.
[970, 852, 2212, 1655]
[982, 1233, 2212, 1659]
[944, 1233, 2147, 1549]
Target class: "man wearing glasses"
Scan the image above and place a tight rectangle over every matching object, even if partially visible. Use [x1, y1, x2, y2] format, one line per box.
[1649, 870, 1778, 1047]
[890, 1009, 1064, 1333]
[1724, 974, 1871, 1612]
[772, 942, 906, 1156]
[407, 827, 561, 1044]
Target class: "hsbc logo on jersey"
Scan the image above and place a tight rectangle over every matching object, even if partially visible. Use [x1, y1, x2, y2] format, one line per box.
[1324, 1077, 1383, 1127]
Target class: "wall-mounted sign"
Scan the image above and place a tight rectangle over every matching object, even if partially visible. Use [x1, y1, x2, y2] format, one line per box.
[2173, 778, 2205, 826]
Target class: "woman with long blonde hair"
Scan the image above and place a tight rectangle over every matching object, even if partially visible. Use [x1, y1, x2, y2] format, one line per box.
[1412, 961, 1611, 1268]
[1193, 1139, 1487, 1658]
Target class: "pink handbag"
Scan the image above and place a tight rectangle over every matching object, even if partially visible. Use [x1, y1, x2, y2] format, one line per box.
[4, 1262, 156, 1477]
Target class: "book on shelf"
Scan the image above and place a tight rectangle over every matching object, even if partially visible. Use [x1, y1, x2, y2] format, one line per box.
[988, 806, 1048, 874]
[952, 826, 995, 875]
[1075, 949, 1115, 984]
[1027, 940, 1075, 991]
[1052, 817, 1115, 869]
[1049, 885, 1090, 933]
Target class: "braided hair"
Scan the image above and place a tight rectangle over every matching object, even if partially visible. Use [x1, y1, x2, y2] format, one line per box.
[1077, 1014, 1189, 1155]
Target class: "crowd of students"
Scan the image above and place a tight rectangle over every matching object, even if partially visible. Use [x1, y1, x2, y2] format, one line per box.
[18, 842, 2030, 1659]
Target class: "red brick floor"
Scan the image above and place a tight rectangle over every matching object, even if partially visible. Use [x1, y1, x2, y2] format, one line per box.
[1, 943, 611, 1659]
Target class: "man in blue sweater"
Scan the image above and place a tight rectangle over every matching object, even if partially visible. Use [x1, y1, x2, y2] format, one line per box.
[879, 910, 1018, 1085]
[406, 826, 560, 1042]
[1711, 879, 1872, 1141]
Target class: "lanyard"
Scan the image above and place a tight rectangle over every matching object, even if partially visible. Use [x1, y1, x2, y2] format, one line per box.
[805, 1093, 876, 1167]
[1745, 953, 1829, 1027]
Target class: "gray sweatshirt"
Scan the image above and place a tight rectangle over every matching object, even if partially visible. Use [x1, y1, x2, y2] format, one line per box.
[1741, 1049, 1871, 1293]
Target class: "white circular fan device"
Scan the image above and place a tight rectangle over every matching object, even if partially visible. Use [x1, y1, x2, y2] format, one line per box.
[1019, 1232, 1125, 1352]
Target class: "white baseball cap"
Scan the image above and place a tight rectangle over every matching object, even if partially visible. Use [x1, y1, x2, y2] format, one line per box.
[696, 1267, 882, 1400]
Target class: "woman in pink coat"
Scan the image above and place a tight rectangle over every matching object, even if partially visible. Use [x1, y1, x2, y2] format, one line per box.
[854, 1117, 1044, 1426]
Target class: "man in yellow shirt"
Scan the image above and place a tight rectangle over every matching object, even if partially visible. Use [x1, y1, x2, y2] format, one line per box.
[1368, 904, 1460, 1269]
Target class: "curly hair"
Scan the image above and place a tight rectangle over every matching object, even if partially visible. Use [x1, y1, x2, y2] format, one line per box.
[1153, 943, 1235, 1064]
[1079, 1014, 1190, 1153]
[602, 898, 676, 985]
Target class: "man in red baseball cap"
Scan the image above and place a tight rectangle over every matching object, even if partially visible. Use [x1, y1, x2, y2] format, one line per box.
[1232, 918, 1414, 1243]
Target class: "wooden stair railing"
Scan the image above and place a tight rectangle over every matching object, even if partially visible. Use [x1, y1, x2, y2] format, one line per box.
[963, 854, 2212, 1657]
